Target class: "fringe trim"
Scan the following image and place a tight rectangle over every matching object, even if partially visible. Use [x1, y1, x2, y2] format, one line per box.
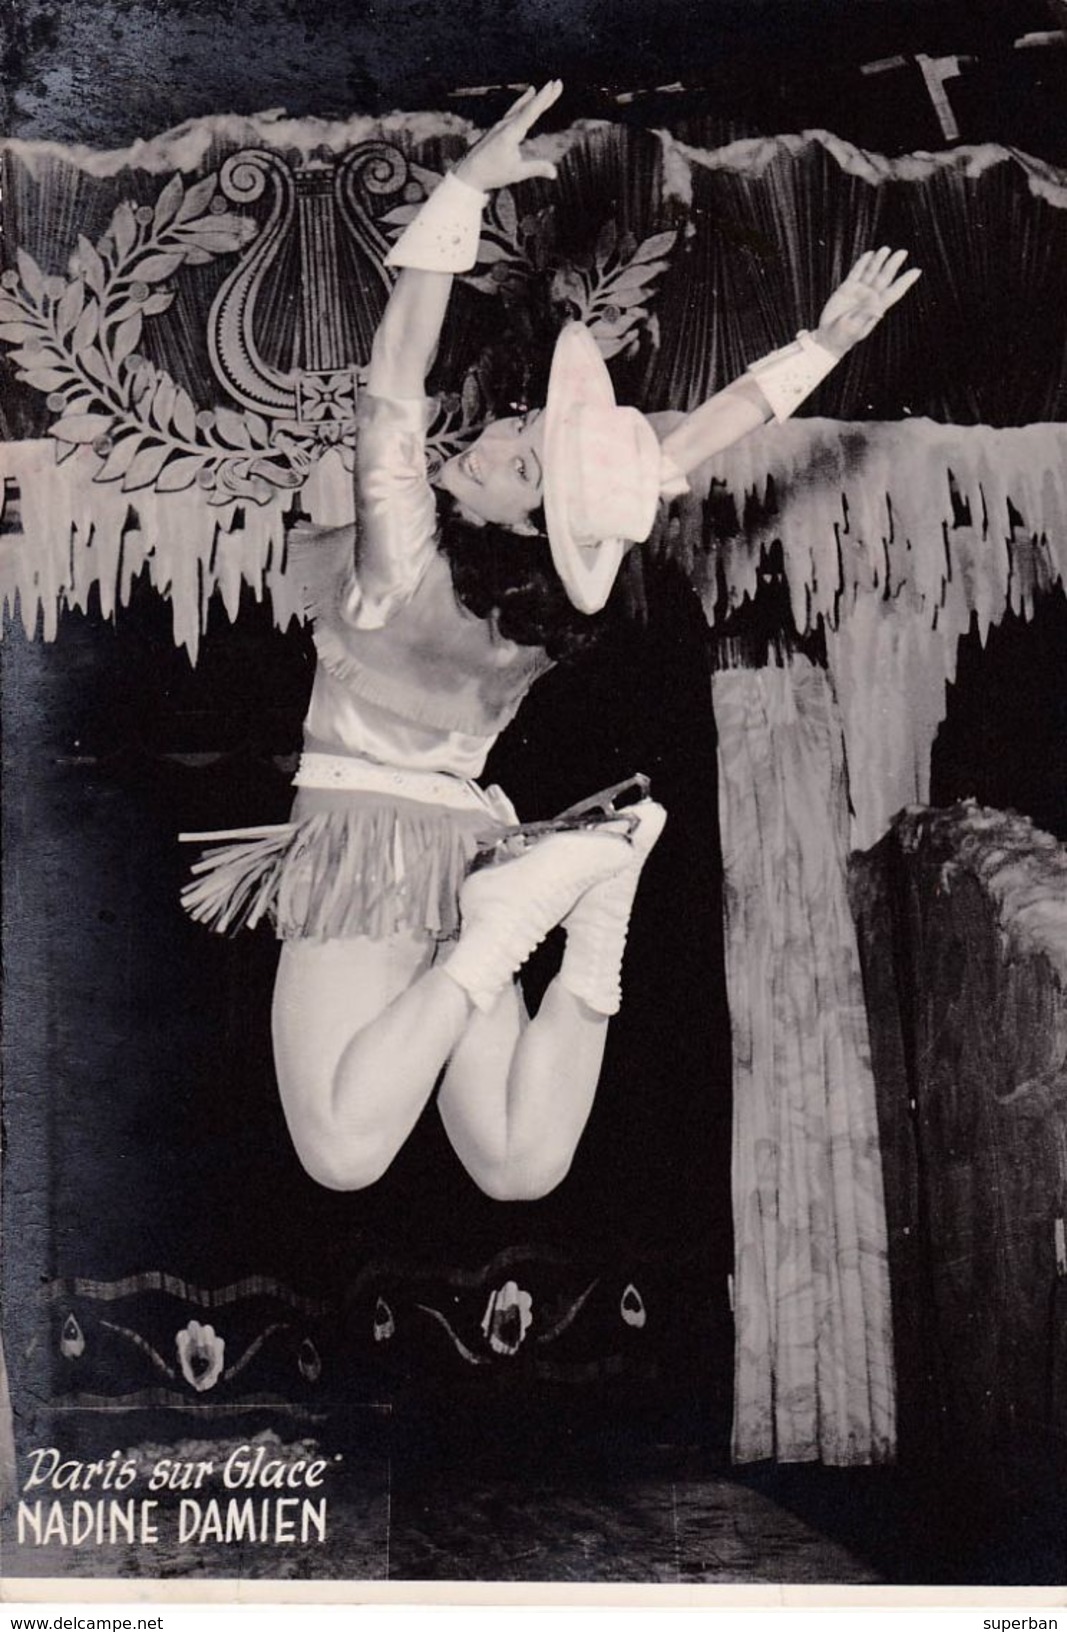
[290, 523, 551, 738]
[181, 795, 505, 942]
[289, 521, 354, 629]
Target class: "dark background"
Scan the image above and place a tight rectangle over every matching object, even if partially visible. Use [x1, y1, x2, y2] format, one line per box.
[3, 0, 1067, 1444]
[3, 0, 1067, 163]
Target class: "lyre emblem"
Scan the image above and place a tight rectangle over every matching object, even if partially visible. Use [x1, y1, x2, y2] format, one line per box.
[0, 140, 418, 507]
[208, 143, 414, 436]
[0, 139, 675, 509]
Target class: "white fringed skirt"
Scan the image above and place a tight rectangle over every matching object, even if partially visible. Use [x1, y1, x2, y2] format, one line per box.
[180, 752, 518, 942]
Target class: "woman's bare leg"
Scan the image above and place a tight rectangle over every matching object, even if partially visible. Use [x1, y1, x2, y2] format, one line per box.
[271, 826, 639, 1194]
[435, 802, 668, 1197]
[272, 934, 609, 1198]
[272, 932, 474, 1190]
[436, 973, 609, 1201]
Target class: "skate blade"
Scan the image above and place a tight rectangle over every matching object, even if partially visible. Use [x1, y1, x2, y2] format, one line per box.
[470, 773, 651, 872]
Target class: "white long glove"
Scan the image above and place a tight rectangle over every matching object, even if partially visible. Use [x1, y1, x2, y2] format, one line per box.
[747, 247, 922, 421]
[384, 172, 489, 274]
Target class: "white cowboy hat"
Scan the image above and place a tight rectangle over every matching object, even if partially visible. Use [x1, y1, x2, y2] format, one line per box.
[542, 322, 664, 614]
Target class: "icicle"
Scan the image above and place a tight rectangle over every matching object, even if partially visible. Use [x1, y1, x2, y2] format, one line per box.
[4, 441, 74, 641]
[654, 130, 695, 207]
[302, 447, 356, 528]
[827, 598, 952, 851]
[70, 454, 129, 622]
[236, 500, 288, 610]
[1041, 464, 1067, 585]
[213, 508, 247, 626]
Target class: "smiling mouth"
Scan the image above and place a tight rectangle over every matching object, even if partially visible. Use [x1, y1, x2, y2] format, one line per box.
[460, 449, 485, 485]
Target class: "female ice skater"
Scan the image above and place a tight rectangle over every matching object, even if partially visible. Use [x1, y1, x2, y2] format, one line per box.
[184, 81, 920, 1199]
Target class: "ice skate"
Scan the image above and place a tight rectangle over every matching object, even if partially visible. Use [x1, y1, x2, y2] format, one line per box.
[559, 798, 667, 1014]
[443, 820, 638, 1011]
[470, 774, 651, 870]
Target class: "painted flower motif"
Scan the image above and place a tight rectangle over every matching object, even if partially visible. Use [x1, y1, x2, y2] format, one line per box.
[620, 1283, 647, 1329]
[373, 1297, 395, 1343]
[175, 1320, 225, 1392]
[481, 1281, 533, 1356]
[297, 1337, 322, 1382]
[60, 1313, 86, 1359]
[298, 369, 358, 424]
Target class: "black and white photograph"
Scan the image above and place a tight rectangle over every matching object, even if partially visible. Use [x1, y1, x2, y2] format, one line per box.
[1, 0, 1067, 1602]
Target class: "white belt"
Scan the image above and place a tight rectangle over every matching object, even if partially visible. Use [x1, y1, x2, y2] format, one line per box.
[292, 751, 517, 823]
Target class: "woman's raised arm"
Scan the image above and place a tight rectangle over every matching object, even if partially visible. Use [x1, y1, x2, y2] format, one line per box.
[367, 82, 562, 400]
[659, 247, 921, 478]
[348, 85, 563, 626]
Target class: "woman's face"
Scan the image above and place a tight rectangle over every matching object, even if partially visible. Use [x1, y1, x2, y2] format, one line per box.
[436, 409, 546, 529]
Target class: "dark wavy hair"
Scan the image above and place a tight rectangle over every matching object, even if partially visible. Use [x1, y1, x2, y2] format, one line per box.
[433, 487, 611, 663]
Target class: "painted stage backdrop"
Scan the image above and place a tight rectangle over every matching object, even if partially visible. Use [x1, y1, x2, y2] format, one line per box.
[2, 90, 1067, 1584]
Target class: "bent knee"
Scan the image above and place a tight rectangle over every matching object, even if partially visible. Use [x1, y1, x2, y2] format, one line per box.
[290, 1127, 397, 1192]
[473, 1154, 573, 1203]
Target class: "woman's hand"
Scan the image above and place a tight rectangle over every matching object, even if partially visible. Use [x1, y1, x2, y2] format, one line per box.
[815, 248, 922, 357]
[454, 81, 562, 193]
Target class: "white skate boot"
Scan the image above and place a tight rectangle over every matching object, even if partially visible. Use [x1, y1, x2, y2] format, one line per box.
[443, 780, 650, 1012]
[558, 798, 667, 1015]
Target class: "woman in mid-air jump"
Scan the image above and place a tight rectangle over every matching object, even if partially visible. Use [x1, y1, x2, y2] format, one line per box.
[183, 82, 920, 1200]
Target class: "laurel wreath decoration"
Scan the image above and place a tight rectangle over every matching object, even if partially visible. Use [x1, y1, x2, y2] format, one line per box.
[549, 220, 677, 359]
[1, 162, 678, 507]
[0, 172, 308, 507]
